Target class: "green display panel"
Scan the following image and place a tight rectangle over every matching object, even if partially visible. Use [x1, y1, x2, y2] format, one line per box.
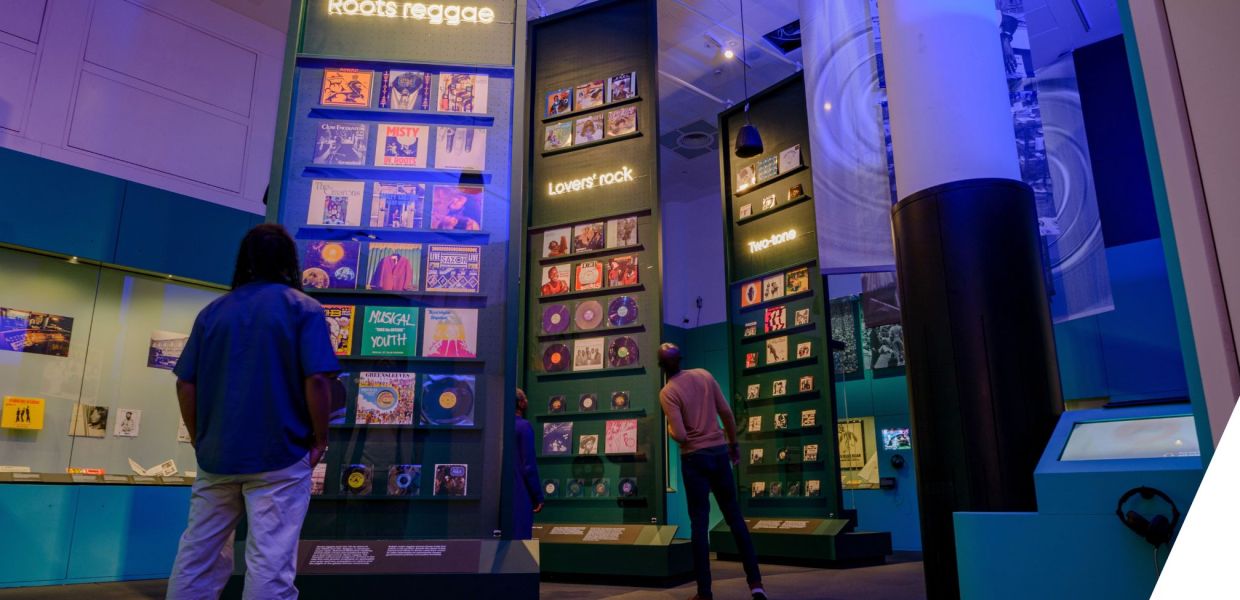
[522, 0, 665, 527]
[266, 0, 522, 543]
[718, 75, 845, 519]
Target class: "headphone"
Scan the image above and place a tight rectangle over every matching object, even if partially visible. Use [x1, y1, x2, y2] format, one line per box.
[1115, 486, 1181, 547]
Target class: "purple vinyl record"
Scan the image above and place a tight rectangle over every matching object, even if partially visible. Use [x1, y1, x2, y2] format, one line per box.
[608, 336, 640, 367]
[608, 296, 638, 326]
[542, 304, 570, 334]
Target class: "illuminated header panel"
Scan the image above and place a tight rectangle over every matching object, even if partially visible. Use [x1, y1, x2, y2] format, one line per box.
[326, 1, 497, 24]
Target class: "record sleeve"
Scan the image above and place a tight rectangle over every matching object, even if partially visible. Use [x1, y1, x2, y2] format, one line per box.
[786, 481, 803, 497]
[573, 114, 604, 145]
[794, 308, 811, 327]
[756, 155, 779, 181]
[433, 464, 468, 496]
[761, 194, 777, 211]
[433, 127, 487, 171]
[574, 301, 603, 330]
[572, 337, 605, 371]
[591, 478, 610, 497]
[421, 308, 478, 358]
[604, 419, 638, 454]
[762, 274, 785, 301]
[430, 185, 484, 231]
[321, 68, 372, 107]
[774, 412, 789, 430]
[785, 267, 811, 295]
[543, 479, 561, 498]
[572, 222, 605, 253]
[567, 478, 586, 498]
[750, 448, 764, 465]
[424, 244, 481, 293]
[545, 88, 572, 117]
[356, 372, 416, 425]
[387, 465, 421, 496]
[740, 280, 762, 308]
[801, 410, 818, 428]
[542, 227, 572, 258]
[605, 216, 639, 248]
[578, 393, 598, 412]
[799, 375, 815, 392]
[745, 352, 758, 369]
[788, 183, 806, 201]
[369, 182, 426, 229]
[610, 391, 630, 410]
[746, 384, 760, 400]
[365, 242, 421, 292]
[341, 464, 373, 495]
[806, 479, 821, 496]
[772, 379, 787, 397]
[540, 264, 572, 297]
[779, 144, 802, 173]
[769, 481, 783, 497]
[618, 477, 638, 497]
[765, 336, 789, 365]
[547, 395, 566, 414]
[360, 306, 418, 357]
[751, 481, 766, 498]
[541, 304, 570, 335]
[607, 72, 637, 102]
[578, 434, 599, 455]
[438, 73, 488, 113]
[313, 122, 368, 165]
[605, 106, 638, 137]
[544, 121, 573, 151]
[307, 179, 364, 225]
[764, 305, 787, 333]
[748, 416, 762, 433]
[804, 444, 819, 462]
[607, 336, 639, 367]
[382, 69, 432, 110]
[375, 123, 428, 168]
[606, 255, 639, 287]
[420, 375, 475, 426]
[323, 304, 355, 356]
[735, 164, 756, 192]
[743, 322, 757, 338]
[574, 261, 603, 291]
[738, 203, 752, 219]
[301, 241, 360, 289]
[542, 343, 570, 372]
[796, 341, 813, 359]
[607, 296, 638, 327]
[574, 79, 605, 110]
[542, 422, 573, 455]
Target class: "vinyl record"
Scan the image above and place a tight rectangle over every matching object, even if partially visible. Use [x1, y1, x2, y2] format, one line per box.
[421, 376, 475, 425]
[593, 480, 609, 497]
[543, 343, 570, 372]
[608, 296, 638, 326]
[567, 479, 584, 497]
[342, 465, 371, 494]
[543, 479, 559, 497]
[608, 336, 640, 367]
[541, 304, 570, 334]
[619, 478, 638, 497]
[574, 300, 604, 330]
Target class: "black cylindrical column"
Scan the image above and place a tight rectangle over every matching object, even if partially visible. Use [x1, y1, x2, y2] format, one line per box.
[892, 178, 1063, 599]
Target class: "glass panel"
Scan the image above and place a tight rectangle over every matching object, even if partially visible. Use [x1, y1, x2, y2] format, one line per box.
[1060, 415, 1200, 461]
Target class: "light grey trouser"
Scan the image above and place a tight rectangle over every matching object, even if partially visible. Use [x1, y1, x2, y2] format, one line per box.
[166, 453, 312, 600]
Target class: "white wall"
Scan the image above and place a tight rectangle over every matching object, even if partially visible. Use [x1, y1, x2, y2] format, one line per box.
[0, 0, 287, 215]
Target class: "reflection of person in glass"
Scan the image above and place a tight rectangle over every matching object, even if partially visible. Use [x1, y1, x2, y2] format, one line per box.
[541, 266, 569, 296]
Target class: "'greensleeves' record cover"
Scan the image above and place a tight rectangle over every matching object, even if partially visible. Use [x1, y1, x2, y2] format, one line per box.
[361, 306, 419, 357]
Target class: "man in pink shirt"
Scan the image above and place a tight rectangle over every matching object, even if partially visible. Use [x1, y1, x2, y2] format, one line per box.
[658, 343, 766, 600]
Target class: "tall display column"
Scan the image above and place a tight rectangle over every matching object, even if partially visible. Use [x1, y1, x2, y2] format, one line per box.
[874, 1, 1064, 598]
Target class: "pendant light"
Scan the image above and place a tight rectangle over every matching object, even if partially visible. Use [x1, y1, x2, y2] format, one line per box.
[733, 0, 763, 158]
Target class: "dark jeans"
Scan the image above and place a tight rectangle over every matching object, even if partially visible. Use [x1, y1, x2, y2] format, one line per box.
[681, 444, 761, 598]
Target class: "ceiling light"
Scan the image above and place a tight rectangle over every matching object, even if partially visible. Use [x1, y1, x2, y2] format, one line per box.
[823, 101, 833, 111]
[723, 48, 735, 59]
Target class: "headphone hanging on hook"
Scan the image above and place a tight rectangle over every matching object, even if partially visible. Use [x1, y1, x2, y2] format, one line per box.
[1115, 486, 1181, 547]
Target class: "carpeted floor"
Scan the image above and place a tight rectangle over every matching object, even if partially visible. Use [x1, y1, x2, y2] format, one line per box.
[0, 553, 926, 600]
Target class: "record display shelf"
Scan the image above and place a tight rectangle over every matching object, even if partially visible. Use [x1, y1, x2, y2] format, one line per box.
[712, 74, 891, 564]
[521, 0, 689, 581]
[254, 1, 535, 597]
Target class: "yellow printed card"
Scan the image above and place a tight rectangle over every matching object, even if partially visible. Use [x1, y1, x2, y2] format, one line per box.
[1, 396, 45, 430]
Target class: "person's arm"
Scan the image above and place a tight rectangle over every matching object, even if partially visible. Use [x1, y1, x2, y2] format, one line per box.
[305, 373, 333, 467]
[300, 303, 344, 467]
[176, 380, 197, 446]
[713, 378, 741, 464]
[660, 389, 689, 445]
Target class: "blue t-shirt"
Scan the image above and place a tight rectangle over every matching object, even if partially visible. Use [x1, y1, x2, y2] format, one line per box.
[174, 282, 341, 474]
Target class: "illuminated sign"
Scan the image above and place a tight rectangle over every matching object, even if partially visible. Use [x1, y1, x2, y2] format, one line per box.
[747, 229, 797, 253]
[327, 1, 497, 24]
[546, 167, 636, 197]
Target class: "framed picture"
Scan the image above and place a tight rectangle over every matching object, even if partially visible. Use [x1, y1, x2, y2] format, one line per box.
[574, 114, 605, 145]
[541, 227, 571, 258]
[838, 420, 866, 469]
[607, 72, 637, 102]
[575, 79, 605, 110]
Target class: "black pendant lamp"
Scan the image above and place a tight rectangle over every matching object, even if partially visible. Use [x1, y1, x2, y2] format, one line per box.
[733, 0, 763, 158]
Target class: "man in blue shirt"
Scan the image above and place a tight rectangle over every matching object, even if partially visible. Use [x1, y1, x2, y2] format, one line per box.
[167, 224, 340, 600]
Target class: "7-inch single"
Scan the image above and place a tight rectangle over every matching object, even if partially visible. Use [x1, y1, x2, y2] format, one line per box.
[542, 304, 570, 334]
[574, 300, 604, 330]
[608, 336, 640, 367]
[608, 296, 638, 326]
[619, 477, 638, 497]
[543, 343, 570, 372]
[610, 391, 630, 410]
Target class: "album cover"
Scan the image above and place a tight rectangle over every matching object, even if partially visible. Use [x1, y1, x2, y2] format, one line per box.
[369, 182, 426, 229]
[801, 410, 817, 428]
[360, 306, 418, 357]
[769, 481, 783, 497]
[356, 372, 416, 425]
[806, 479, 822, 496]
[310, 462, 327, 495]
[430, 185, 484, 230]
[545, 87, 572, 117]
[575, 261, 604, 292]
[774, 412, 789, 430]
[736, 164, 756, 192]
[438, 73, 489, 113]
[540, 264, 572, 296]
[147, 330, 188, 370]
[749, 448, 764, 465]
[748, 415, 762, 433]
[112, 408, 141, 438]
[1, 396, 44, 431]
[420, 375, 475, 426]
[794, 308, 811, 327]
[838, 420, 866, 469]
[434, 127, 487, 171]
[307, 179, 365, 226]
[424, 245, 482, 293]
[567, 478, 586, 498]
[779, 144, 802, 173]
[542, 422, 572, 455]
[762, 274, 785, 301]
[542, 227, 572, 258]
[610, 391, 630, 410]
[548, 395, 566, 414]
[387, 465, 421, 496]
[323, 305, 355, 356]
[421, 308, 478, 358]
[764, 305, 786, 333]
[572, 222, 606, 253]
[751, 481, 767, 498]
[543, 479, 561, 498]
[799, 375, 814, 392]
[786, 267, 811, 295]
[574, 79, 605, 110]
[579, 393, 598, 412]
[619, 477, 638, 497]
[746, 384, 760, 400]
[765, 336, 789, 365]
[786, 481, 802, 497]
[883, 428, 912, 450]
[772, 379, 787, 397]
[381, 69, 432, 110]
[761, 194, 777, 211]
[573, 337, 605, 371]
[321, 68, 372, 107]
[743, 322, 757, 337]
[301, 241, 360, 289]
[607, 72, 637, 102]
[376, 123, 429, 168]
[740, 280, 762, 308]
[574, 114, 604, 145]
[756, 156, 779, 181]
[606, 255, 639, 287]
[788, 183, 806, 201]
[738, 203, 752, 219]
[777, 447, 792, 463]
[804, 443, 819, 462]
[796, 341, 813, 359]
[578, 434, 599, 455]
[605, 106, 637, 137]
[365, 242, 421, 292]
[313, 121, 368, 165]
[605, 419, 638, 454]
[433, 463, 469, 496]
[745, 352, 758, 368]
[544, 121, 573, 151]
[342, 464, 374, 495]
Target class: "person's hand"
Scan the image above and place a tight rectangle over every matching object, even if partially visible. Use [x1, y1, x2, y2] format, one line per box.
[728, 443, 741, 466]
[533, 502, 544, 514]
[309, 444, 328, 468]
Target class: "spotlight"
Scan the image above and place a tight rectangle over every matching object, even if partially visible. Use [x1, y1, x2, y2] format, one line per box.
[723, 48, 735, 59]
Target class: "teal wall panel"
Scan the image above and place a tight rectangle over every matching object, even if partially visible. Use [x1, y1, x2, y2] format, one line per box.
[66, 486, 190, 581]
[0, 485, 78, 586]
[664, 323, 728, 538]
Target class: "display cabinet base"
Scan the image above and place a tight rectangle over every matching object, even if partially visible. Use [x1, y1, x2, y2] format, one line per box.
[534, 523, 693, 583]
[710, 519, 892, 565]
[221, 539, 539, 600]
